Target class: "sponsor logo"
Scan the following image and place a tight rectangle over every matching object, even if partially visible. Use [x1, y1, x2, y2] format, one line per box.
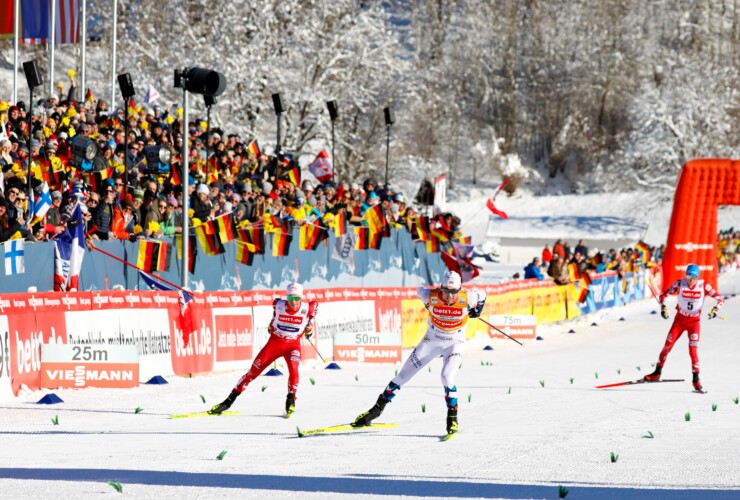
[278, 314, 303, 325]
[682, 290, 702, 299]
[276, 325, 300, 333]
[674, 242, 713, 252]
[336, 347, 400, 362]
[431, 306, 463, 317]
[44, 366, 135, 387]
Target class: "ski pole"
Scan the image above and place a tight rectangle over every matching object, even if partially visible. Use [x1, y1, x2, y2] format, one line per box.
[305, 334, 326, 363]
[477, 317, 524, 347]
[644, 277, 663, 306]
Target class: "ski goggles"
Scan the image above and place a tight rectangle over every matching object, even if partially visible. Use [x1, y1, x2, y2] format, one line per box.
[441, 287, 460, 295]
[287, 296, 301, 302]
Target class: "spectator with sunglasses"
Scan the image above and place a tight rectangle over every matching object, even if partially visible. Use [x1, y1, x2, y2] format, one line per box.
[353, 270, 486, 438]
[209, 282, 318, 418]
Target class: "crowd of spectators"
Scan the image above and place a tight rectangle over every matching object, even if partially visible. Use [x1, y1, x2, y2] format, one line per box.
[519, 239, 664, 283]
[0, 75, 462, 249]
[718, 228, 739, 273]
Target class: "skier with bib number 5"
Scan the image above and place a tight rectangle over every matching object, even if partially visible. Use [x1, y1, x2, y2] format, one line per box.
[352, 270, 486, 437]
[643, 264, 724, 392]
[209, 282, 318, 417]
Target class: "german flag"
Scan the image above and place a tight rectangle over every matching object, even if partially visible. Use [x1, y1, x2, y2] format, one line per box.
[215, 214, 236, 244]
[415, 216, 430, 242]
[364, 205, 387, 233]
[456, 236, 472, 245]
[431, 226, 451, 242]
[578, 288, 589, 303]
[90, 167, 114, 192]
[582, 271, 593, 285]
[426, 234, 440, 253]
[128, 98, 137, 115]
[137, 241, 172, 273]
[270, 214, 288, 232]
[247, 139, 260, 157]
[286, 167, 301, 186]
[635, 241, 650, 264]
[568, 263, 581, 282]
[236, 243, 255, 265]
[237, 226, 265, 254]
[195, 219, 225, 256]
[299, 222, 328, 251]
[354, 226, 369, 250]
[170, 161, 182, 186]
[331, 210, 346, 237]
[272, 230, 292, 257]
[369, 228, 383, 250]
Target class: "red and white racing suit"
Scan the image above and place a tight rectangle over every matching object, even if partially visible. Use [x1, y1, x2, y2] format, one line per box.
[657, 278, 723, 373]
[234, 298, 318, 395]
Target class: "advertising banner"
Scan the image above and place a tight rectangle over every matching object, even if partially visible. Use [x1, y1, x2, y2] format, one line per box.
[41, 344, 139, 389]
[334, 332, 402, 363]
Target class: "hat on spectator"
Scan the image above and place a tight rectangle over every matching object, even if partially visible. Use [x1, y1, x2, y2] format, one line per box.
[51, 190, 62, 200]
[132, 189, 145, 201]
[167, 197, 178, 208]
[241, 183, 252, 193]
[390, 203, 400, 214]
[301, 180, 314, 192]
[45, 142, 57, 152]
[307, 195, 317, 207]
[236, 203, 247, 214]
[350, 182, 359, 190]
[394, 193, 405, 203]
[367, 191, 378, 200]
[196, 183, 209, 195]
[263, 181, 273, 194]
[231, 194, 242, 203]
[224, 183, 235, 192]
[30, 139, 41, 149]
[223, 201, 233, 213]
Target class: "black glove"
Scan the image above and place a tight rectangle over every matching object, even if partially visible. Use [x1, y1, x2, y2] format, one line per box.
[708, 306, 718, 320]
[660, 305, 669, 320]
[468, 302, 484, 319]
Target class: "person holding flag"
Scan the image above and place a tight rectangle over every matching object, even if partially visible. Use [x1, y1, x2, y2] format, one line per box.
[352, 270, 486, 438]
[643, 264, 724, 392]
[209, 282, 318, 418]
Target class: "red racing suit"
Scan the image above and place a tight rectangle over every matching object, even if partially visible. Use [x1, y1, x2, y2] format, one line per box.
[657, 278, 723, 373]
[234, 298, 318, 394]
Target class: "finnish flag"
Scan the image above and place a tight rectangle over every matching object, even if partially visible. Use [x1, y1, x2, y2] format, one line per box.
[4, 239, 25, 275]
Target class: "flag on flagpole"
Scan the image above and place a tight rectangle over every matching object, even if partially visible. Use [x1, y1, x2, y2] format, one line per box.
[307, 149, 333, 183]
[486, 180, 509, 219]
[247, 139, 261, 157]
[143, 85, 160, 104]
[139, 271, 195, 347]
[32, 182, 52, 225]
[4, 240, 25, 275]
[0, 0, 14, 39]
[53, 203, 85, 291]
[54, 0, 80, 45]
[18, 0, 79, 45]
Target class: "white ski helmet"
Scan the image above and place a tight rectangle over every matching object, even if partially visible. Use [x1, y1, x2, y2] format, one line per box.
[441, 270, 462, 291]
[286, 282, 303, 298]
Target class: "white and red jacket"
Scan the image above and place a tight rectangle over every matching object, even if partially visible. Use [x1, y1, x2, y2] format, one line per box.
[660, 278, 723, 319]
[268, 298, 318, 339]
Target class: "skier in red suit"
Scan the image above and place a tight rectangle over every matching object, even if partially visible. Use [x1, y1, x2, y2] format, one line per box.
[209, 282, 318, 417]
[643, 264, 723, 392]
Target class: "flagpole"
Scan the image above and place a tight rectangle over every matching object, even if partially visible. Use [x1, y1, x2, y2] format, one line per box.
[89, 243, 191, 293]
[49, 0, 56, 99]
[110, 0, 117, 109]
[12, 0, 19, 103]
[181, 83, 190, 289]
[80, 0, 87, 96]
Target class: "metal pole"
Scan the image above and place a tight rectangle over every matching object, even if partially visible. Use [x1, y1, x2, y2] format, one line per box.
[110, 0, 117, 109]
[49, 0, 56, 99]
[384, 124, 391, 185]
[276, 112, 282, 178]
[181, 86, 190, 289]
[205, 104, 211, 163]
[26, 88, 33, 201]
[12, 0, 19, 103]
[331, 119, 335, 183]
[124, 102, 129, 189]
[80, 0, 86, 96]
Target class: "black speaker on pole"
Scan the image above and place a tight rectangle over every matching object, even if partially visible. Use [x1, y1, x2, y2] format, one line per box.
[384, 106, 395, 126]
[272, 93, 285, 115]
[117, 73, 136, 99]
[327, 100, 338, 121]
[22, 61, 43, 89]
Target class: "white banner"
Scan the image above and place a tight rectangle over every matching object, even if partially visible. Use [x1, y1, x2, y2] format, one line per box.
[433, 174, 446, 215]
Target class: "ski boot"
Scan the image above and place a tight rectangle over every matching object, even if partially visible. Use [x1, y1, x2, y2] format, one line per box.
[285, 392, 296, 418]
[446, 406, 459, 435]
[208, 390, 239, 415]
[352, 396, 389, 427]
[692, 372, 705, 393]
[643, 365, 662, 382]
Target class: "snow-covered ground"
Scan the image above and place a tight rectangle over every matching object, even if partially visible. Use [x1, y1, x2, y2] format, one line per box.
[1, 286, 738, 499]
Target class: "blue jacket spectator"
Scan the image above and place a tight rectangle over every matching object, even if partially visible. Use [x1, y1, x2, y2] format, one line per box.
[524, 257, 544, 281]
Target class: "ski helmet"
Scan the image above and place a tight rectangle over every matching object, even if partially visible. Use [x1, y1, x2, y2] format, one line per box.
[286, 282, 303, 298]
[441, 270, 462, 291]
[685, 264, 700, 278]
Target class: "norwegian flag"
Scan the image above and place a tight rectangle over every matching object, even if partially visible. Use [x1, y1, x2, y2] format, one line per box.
[308, 149, 333, 183]
[486, 180, 509, 219]
[143, 85, 160, 104]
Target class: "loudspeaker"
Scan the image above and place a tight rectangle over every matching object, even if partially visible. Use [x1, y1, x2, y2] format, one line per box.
[117, 73, 136, 99]
[204, 95, 217, 107]
[327, 100, 338, 121]
[384, 106, 395, 126]
[22, 61, 43, 89]
[185, 67, 227, 97]
[272, 93, 285, 114]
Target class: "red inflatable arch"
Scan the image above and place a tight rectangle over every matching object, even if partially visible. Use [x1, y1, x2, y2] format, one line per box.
[663, 159, 740, 291]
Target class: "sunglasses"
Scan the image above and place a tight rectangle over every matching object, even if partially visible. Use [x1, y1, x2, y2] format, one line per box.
[159, 205, 167, 209]
[88, 199, 99, 204]
[441, 288, 460, 295]
[287, 296, 301, 302]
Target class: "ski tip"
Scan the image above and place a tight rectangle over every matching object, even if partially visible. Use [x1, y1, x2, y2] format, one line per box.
[296, 426, 304, 437]
[440, 432, 458, 442]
